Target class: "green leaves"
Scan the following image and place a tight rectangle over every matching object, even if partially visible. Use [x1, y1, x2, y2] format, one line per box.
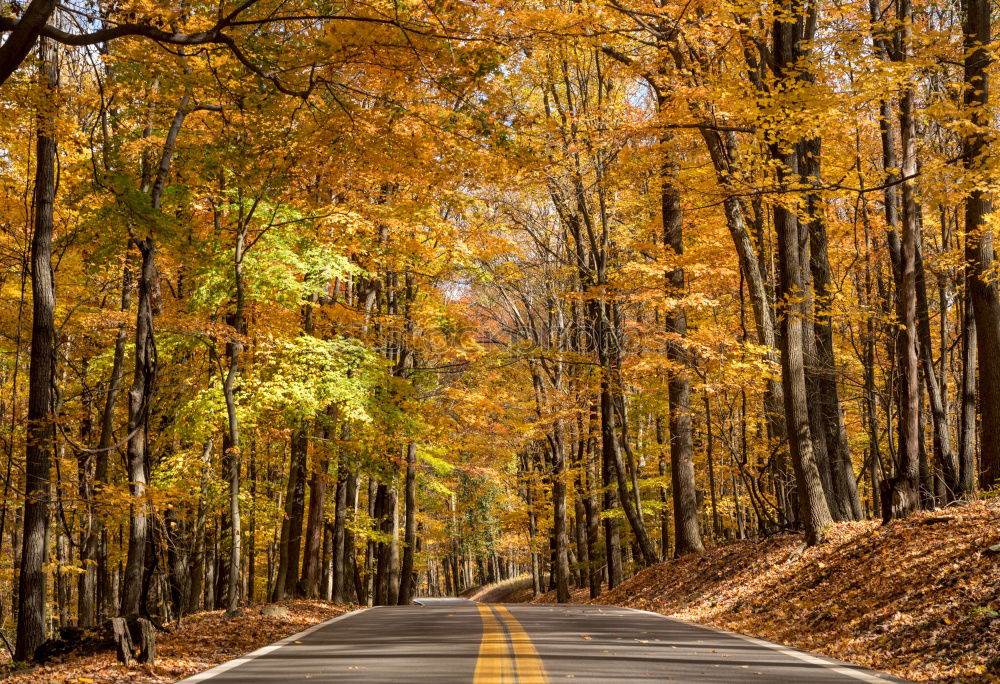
[246, 335, 384, 425]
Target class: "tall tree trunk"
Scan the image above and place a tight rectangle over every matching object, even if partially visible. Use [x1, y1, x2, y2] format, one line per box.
[86, 267, 132, 625]
[247, 442, 257, 603]
[122, 95, 187, 617]
[373, 482, 393, 606]
[164, 506, 188, 620]
[601, 385, 657, 565]
[661, 141, 704, 556]
[331, 467, 348, 603]
[655, 418, 670, 559]
[342, 471, 361, 604]
[388, 486, 401, 604]
[962, 0, 1000, 491]
[915, 241, 960, 497]
[272, 427, 305, 600]
[892, 0, 922, 515]
[398, 442, 418, 605]
[551, 431, 571, 603]
[801, 137, 863, 521]
[222, 228, 245, 615]
[524, 464, 541, 596]
[187, 439, 212, 614]
[769, 4, 834, 544]
[300, 419, 331, 598]
[696, 76, 786, 461]
[15, 34, 57, 660]
[285, 425, 308, 597]
[704, 395, 721, 538]
[600, 428, 623, 588]
[959, 279, 977, 495]
[121, 239, 155, 617]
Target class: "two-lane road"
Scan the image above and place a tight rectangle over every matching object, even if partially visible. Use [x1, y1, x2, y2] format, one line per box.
[181, 602, 905, 682]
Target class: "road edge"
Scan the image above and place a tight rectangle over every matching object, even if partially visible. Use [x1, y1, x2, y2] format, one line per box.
[175, 607, 369, 682]
[621, 606, 906, 683]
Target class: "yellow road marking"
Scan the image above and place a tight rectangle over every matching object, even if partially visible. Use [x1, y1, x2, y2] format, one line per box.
[474, 604, 514, 683]
[494, 605, 550, 684]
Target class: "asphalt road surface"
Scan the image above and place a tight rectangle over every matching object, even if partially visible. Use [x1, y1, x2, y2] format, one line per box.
[180, 602, 905, 683]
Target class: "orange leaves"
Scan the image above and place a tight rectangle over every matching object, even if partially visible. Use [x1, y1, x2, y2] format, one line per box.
[584, 500, 1000, 683]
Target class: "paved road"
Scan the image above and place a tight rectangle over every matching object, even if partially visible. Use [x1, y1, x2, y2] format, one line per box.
[181, 603, 905, 683]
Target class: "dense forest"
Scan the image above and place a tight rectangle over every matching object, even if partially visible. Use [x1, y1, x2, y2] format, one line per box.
[0, 0, 997, 665]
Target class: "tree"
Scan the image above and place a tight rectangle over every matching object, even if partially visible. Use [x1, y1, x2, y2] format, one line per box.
[15, 33, 58, 662]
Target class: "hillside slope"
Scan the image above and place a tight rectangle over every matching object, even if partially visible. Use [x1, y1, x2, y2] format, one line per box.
[514, 501, 1000, 682]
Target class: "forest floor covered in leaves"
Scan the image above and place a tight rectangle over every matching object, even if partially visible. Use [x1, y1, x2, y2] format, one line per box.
[0, 599, 352, 683]
[506, 500, 1000, 683]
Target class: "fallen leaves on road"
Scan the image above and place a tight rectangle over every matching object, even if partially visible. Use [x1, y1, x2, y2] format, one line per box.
[1, 600, 352, 683]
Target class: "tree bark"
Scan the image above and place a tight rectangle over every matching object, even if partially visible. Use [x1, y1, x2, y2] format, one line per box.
[962, 0, 1000, 491]
[273, 424, 307, 600]
[959, 279, 977, 495]
[222, 226, 245, 615]
[699, 129, 786, 443]
[769, 4, 834, 544]
[661, 141, 704, 556]
[398, 442, 418, 605]
[0, 0, 56, 88]
[915, 241, 960, 497]
[800, 137, 863, 521]
[342, 471, 362, 604]
[551, 432, 571, 603]
[121, 237, 155, 617]
[300, 420, 331, 598]
[122, 94, 188, 617]
[893, 0, 922, 513]
[601, 431, 623, 588]
[331, 468, 348, 603]
[15, 34, 57, 661]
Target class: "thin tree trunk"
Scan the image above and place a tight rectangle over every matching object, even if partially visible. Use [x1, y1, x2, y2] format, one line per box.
[892, 0, 922, 515]
[331, 467, 348, 603]
[342, 471, 361, 604]
[655, 418, 670, 559]
[601, 422, 623, 588]
[602, 386, 658, 564]
[300, 419, 331, 598]
[398, 442, 418, 605]
[222, 227, 245, 616]
[699, 128, 787, 450]
[915, 241, 960, 498]
[188, 439, 212, 614]
[704, 395, 721, 538]
[959, 278, 977, 495]
[123, 95, 188, 617]
[551, 432, 571, 603]
[121, 238, 155, 617]
[283, 431, 307, 598]
[801, 137, 863, 521]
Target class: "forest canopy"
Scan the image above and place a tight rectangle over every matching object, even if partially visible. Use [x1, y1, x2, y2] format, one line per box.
[0, 0, 998, 664]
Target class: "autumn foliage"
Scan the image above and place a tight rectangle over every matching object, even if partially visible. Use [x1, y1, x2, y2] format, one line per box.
[0, 0, 998, 677]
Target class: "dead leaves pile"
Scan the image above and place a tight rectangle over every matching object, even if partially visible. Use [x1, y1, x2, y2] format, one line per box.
[1, 599, 352, 683]
[580, 500, 998, 683]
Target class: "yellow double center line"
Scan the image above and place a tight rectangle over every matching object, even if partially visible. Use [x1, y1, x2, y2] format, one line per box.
[473, 605, 549, 683]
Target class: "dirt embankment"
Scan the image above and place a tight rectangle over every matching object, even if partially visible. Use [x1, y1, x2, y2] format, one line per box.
[509, 500, 1000, 683]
